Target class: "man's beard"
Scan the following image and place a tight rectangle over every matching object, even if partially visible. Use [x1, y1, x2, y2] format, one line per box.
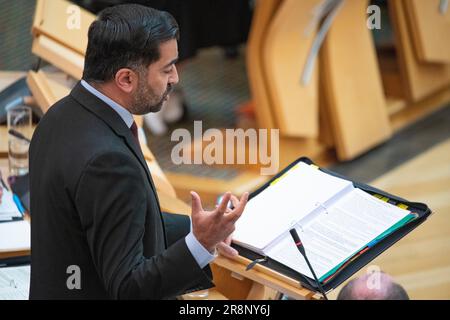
[129, 77, 173, 115]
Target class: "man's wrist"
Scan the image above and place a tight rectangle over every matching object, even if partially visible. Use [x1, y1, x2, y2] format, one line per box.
[192, 232, 215, 253]
[185, 232, 216, 268]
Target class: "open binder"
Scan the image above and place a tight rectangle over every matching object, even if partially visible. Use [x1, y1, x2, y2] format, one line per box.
[232, 157, 432, 293]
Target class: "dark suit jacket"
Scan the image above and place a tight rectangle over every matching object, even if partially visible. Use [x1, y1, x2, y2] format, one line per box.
[29, 82, 213, 299]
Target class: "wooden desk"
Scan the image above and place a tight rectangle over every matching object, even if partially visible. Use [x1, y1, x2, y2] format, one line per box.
[0, 158, 31, 261]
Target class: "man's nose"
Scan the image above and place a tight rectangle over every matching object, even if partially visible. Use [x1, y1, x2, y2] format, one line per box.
[170, 64, 179, 85]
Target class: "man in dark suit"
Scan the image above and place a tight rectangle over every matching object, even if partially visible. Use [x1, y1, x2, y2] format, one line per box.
[29, 4, 248, 299]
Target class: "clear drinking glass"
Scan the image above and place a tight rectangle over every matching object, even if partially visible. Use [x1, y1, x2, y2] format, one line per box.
[7, 106, 32, 176]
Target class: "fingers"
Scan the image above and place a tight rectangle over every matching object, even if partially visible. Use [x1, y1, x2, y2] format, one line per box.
[226, 192, 249, 223]
[216, 194, 238, 213]
[215, 192, 231, 216]
[238, 192, 250, 211]
[230, 195, 239, 209]
[217, 242, 239, 258]
[227, 192, 249, 223]
[224, 234, 233, 246]
[190, 191, 204, 216]
[215, 204, 232, 213]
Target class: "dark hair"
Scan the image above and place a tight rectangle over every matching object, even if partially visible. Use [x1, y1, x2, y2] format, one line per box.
[83, 4, 179, 82]
[337, 277, 410, 300]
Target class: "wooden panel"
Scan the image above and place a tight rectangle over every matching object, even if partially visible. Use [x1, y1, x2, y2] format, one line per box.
[262, 0, 320, 137]
[318, 50, 335, 147]
[32, 35, 84, 79]
[246, 0, 283, 130]
[405, 0, 450, 64]
[210, 264, 255, 300]
[389, 0, 450, 102]
[390, 86, 450, 132]
[377, 47, 406, 100]
[213, 255, 316, 300]
[322, 0, 391, 160]
[26, 70, 70, 113]
[32, 0, 94, 55]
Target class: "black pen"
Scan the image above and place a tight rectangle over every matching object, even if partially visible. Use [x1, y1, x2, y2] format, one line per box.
[8, 129, 31, 143]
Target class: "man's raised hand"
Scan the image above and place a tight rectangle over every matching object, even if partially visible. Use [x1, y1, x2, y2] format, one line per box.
[190, 191, 249, 253]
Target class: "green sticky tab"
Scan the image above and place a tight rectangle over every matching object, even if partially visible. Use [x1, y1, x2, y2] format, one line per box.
[270, 177, 281, 186]
[373, 214, 415, 242]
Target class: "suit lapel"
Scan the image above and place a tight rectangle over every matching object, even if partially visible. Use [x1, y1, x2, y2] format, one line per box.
[70, 82, 158, 198]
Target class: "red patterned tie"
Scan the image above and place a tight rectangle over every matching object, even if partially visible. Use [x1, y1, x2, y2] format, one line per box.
[130, 121, 140, 145]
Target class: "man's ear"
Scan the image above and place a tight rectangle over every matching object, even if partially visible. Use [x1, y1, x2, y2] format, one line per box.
[114, 68, 137, 94]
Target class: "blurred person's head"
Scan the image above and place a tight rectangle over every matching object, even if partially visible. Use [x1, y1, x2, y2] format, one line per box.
[337, 271, 409, 300]
[83, 4, 180, 114]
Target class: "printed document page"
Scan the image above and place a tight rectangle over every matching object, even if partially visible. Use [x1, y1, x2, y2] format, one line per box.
[266, 189, 412, 280]
[233, 162, 353, 251]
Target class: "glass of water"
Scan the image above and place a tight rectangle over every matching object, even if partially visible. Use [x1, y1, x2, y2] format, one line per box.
[7, 106, 32, 176]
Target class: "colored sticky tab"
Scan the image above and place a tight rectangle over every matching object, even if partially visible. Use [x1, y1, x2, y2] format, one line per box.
[271, 163, 301, 186]
[270, 177, 281, 186]
[310, 164, 319, 170]
[397, 203, 409, 210]
[13, 194, 25, 215]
